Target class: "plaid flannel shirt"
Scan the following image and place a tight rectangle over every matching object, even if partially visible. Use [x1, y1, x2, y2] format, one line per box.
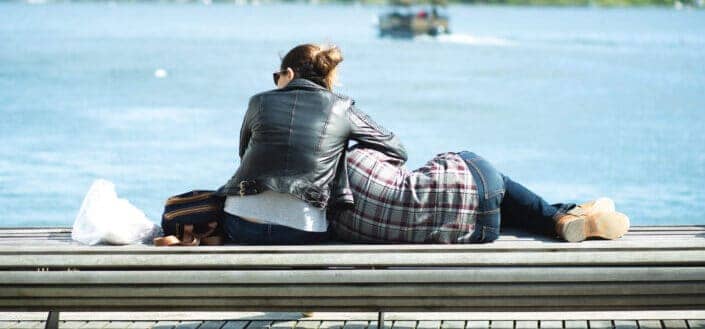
[330, 147, 480, 243]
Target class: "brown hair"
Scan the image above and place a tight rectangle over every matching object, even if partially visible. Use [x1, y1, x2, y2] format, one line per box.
[280, 43, 343, 91]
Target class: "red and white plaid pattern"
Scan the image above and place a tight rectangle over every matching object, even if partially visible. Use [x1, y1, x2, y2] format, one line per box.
[330, 147, 480, 243]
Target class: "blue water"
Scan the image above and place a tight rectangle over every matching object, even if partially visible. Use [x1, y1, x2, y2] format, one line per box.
[1, 3, 704, 227]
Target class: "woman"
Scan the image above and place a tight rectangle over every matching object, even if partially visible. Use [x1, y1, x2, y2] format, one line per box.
[330, 145, 630, 243]
[217, 43, 407, 245]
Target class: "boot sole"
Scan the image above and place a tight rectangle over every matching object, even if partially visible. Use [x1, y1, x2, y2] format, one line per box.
[562, 212, 630, 242]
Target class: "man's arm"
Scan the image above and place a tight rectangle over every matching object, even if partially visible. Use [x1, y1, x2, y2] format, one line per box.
[347, 104, 408, 165]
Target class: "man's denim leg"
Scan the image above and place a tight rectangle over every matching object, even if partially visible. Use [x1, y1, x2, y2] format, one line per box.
[499, 175, 575, 236]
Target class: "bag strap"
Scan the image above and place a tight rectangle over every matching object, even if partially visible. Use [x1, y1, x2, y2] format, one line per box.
[153, 222, 223, 246]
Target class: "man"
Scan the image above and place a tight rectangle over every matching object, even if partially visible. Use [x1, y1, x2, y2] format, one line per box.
[329, 146, 630, 243]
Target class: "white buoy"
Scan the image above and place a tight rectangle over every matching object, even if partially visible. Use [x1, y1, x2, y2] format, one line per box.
[154, 68, 168, 79]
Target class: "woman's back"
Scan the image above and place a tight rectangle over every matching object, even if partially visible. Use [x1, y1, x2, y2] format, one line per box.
[224, 78, 355, 207]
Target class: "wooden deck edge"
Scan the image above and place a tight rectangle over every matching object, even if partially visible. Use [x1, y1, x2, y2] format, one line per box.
[1, 311, 705, 321]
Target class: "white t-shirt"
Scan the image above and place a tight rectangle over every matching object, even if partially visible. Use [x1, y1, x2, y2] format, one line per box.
[223, 191, 328, 232]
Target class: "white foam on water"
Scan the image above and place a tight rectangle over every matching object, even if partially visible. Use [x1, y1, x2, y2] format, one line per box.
[423, 33, 515, 47]
[154, 68, 168, 79]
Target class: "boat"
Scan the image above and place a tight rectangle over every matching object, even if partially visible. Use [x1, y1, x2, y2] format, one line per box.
[378, 0, 450, 38]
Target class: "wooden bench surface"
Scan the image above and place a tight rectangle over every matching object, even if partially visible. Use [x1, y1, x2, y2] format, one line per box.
[1, 226, 704, 312]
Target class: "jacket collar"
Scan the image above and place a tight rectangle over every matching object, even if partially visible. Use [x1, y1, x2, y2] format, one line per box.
[279, 77, 353, 104]
[282, 78, 327, 91]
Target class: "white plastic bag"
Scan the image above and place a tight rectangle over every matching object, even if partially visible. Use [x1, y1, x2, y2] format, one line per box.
[72, 179, 162, 245]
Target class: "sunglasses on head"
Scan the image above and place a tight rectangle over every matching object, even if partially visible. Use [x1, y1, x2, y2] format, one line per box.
[273, 69, 288, 86]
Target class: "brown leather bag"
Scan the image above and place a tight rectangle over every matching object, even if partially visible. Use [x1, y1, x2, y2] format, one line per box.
[153, 190, 226, 246]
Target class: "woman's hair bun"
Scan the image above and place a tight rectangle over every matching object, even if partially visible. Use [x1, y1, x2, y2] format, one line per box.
[313, 45, 343, 77]
[280, 43, 344, 90]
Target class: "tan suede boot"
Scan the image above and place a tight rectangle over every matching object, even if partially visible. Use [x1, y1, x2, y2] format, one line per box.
[572, 197, 616, 216]
[555, 198, 629, 242]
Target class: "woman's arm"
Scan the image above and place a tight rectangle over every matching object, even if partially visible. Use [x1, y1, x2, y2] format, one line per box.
[347, 104, 408, 164]
[238, 95, 261, 158]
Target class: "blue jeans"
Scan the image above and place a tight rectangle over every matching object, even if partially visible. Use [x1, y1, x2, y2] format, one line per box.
[222, 212, 330, 245]
[458, 151, 575, 242]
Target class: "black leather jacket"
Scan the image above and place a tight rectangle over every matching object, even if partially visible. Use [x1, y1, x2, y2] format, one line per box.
[217, 78, 407, 209]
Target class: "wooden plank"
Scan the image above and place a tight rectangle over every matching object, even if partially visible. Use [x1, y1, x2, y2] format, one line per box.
[1, 311, 697, 322]
[104, 321, 137, 328]
[4, 249, 705, 268]
[0, 228, 73, 234]
[3, 268, 705, 284]
[13, 321, 43, 329]
[588, 321, 612, 329]
[79, 320, 111, 328]
[688, 320, 705, 329]
[392, 321, 417, 329]
[2, 238, 705, 253]
[417, 321, 441, 329]
[662, 320, 688, 329]
[295, 322, 321, 329]
[0, 322, 18, 329]
[3, 296, 705, 311]
[441, 321, 465, 329]
[516, 321, 538, 329]
[247, 321, 273, 329]
[613, 321, 637, 329]
[35, 321, 50, 329]
[222, 321, 250, 329]
[539, 321, 562, 329]
[625, 226, 705, 231]
[12, 283, 702, 299]
[127, 322, 159, 329]
[60, 321, 90, 329]
[563, 321, 587, 329]
[1, 242, 704, 252]
[272, 321, 297, 329]
[465, 321, 488, 329]
[490, 321, 513, 329]
[199, 320, 227, 329]
[637, 321, 662, 329]
[343, 321, 369, 329]
[152, 321, 180, 329]
[369, 320, 393, 329]
[175, 321, 203, 329]
[320, 321, 346, 329]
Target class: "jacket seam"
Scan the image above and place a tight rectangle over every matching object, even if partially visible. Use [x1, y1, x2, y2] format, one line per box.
[284, 90, 299, 174]
[315, 98, 334, 154]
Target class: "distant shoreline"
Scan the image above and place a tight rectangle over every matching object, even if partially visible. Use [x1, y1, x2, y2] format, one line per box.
[6, 0, 705, 6]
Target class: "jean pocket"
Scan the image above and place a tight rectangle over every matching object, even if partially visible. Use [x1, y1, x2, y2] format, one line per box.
[469, 222, 500, 243]
[469, 207, 501, 243]
[461, 152, 504, 201]
[480, 224, 500, 242]
[471, 161, 504, 200]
